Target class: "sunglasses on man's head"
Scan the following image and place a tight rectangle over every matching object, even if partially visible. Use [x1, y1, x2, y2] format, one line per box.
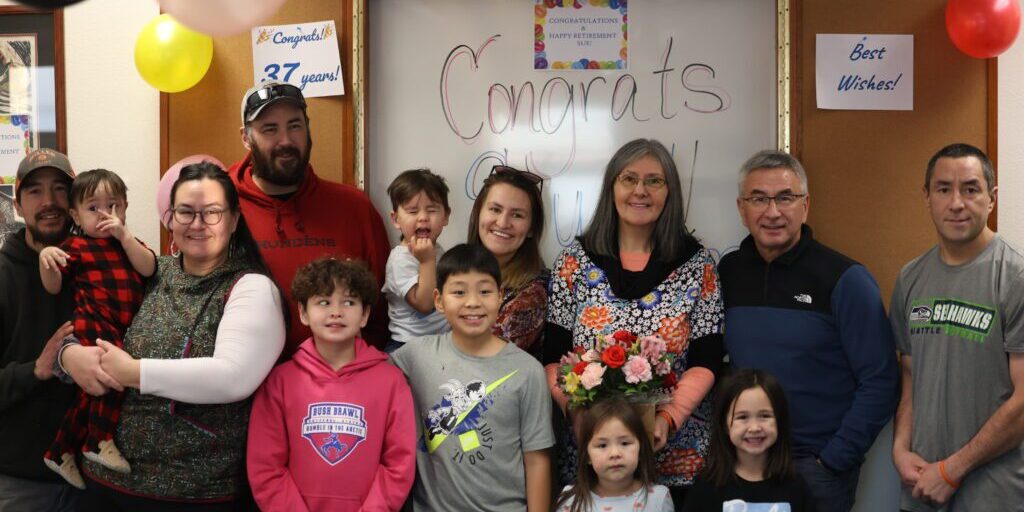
[245, 83, 306, 117]
[490, 165, 544, 191]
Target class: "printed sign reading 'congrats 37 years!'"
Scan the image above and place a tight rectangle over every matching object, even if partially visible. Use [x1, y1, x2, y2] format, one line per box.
[252, 20, 345, 98]
[816, 34, 913, 111]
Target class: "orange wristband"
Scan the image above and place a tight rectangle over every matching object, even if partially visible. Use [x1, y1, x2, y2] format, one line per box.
[938, 460, 960, 489]
[656, 410, 676, 433]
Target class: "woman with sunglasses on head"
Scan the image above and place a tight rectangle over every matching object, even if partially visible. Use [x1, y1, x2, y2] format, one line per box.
[58, 162, 285, 511]
[543, 138, 725, 505]
[466, 165, 548, 359]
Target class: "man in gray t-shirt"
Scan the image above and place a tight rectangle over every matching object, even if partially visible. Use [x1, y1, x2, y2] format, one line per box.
[391, 332, 554, 511]
[890, 143, 1024, 511]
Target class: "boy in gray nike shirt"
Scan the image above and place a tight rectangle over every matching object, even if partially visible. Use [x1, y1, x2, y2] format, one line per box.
[391, 244, 553, 511]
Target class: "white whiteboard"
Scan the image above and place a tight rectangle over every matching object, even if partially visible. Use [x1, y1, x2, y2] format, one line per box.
[367, 0, 778, 263]
[366, 5, 902, 509]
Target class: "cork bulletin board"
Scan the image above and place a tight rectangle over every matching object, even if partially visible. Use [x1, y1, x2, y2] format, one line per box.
[790, 0, 992, 301]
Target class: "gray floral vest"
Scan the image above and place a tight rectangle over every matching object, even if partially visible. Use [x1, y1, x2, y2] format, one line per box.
[83, 255, 254, 500]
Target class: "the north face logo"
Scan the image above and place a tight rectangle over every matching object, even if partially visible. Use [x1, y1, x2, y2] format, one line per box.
[302, 402, 367, 466]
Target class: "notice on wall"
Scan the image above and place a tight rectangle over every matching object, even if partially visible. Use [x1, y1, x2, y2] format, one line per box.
[816, 34, 912, 110]
[535, 0, 628, 70]
[252, 20, 344, 97]
[0, 116, 31, 199]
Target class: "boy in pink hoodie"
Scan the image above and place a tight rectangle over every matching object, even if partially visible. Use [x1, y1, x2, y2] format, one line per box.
[247, 257, 416, 511]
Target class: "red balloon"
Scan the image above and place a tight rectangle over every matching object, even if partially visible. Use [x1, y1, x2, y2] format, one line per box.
[946, 0, 1022, 58]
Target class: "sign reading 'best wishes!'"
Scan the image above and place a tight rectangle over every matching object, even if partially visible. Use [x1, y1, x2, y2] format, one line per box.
[252, 20, 345, 98]
[816, 34, 913, 111]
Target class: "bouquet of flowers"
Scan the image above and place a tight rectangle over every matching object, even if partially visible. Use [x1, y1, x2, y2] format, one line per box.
[558, 330, 677, 409]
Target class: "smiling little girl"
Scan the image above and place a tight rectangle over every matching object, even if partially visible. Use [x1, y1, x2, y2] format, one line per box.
[683, 369, 816, 511]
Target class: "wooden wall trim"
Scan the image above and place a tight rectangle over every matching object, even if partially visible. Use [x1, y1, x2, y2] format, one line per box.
[988, 57, 998, 231]
[53, 8, 65, 153]
[159, 91, 169, 253]
[788, 0, 802, 159]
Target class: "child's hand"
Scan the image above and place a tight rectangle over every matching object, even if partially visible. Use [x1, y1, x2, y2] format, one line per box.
[408, 237, 436, 264]
[39, 246, 69, 271]
[97, 205, 130, 242]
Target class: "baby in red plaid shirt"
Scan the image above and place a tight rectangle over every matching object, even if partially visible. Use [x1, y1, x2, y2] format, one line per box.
[38, 169, 156, 489]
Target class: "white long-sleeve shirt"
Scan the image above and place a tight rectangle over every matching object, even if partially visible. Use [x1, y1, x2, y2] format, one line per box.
[140, 273, 285, 403]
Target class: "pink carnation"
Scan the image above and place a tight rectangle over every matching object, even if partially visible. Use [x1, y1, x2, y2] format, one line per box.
[654, 359, 672, 376]
[580, 363, 606, 390]
[623, 356, 653, 384]
[560, 351, 581, 366]
[639, 335, 666, 360]
[582, 349, 601, 363]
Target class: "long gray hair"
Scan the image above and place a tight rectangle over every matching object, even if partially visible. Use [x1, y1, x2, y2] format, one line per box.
[580, 138, 692, 262]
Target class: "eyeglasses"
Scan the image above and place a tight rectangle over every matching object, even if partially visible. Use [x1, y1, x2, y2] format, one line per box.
[172, 207, 227, 226]
[740, 193, 807, 210]
[616, 173, 667, 190]
[244, 83, 306, 121]
[490, 165, 544, 191]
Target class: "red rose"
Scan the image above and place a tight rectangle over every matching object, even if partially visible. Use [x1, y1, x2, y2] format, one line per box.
[573, 346, 586, 355]
[573, 361, 588, 375]
[662, 372, 678, 389]
[611, 330, 638, 347]
[601, 345, 627, 369]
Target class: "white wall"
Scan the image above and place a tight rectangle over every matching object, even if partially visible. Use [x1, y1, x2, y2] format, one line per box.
[0, 0, 162, 247]
[999, 39, 1024, 246]
[63, 0, 160, 247]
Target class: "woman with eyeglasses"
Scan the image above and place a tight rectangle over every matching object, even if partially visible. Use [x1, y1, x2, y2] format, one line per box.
[543, 138, 725, 504]
[59, 162, 285, 510]
[466, 165, 548, 359]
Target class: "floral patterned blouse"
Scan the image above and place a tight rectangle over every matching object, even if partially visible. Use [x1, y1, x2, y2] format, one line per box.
[493, 270, 549, 360]
[546, 240, 724, 487]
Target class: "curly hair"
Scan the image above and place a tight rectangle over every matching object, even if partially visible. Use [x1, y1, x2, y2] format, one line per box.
[291, 257, 379, 308]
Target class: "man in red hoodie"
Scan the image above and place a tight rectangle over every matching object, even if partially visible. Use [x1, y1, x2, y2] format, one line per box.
[232, 81, 391, 355]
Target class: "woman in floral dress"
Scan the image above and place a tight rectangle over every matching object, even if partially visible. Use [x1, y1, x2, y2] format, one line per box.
[543, 138, 725, 504]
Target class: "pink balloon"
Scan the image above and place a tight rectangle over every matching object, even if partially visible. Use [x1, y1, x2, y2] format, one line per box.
[158, 155, 225, 227]
[158, 0, 287, 37]
[946, 0, 1022, 58]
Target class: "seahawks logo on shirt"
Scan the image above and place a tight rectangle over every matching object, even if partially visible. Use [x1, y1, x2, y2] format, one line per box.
[908, 298, 996, 342]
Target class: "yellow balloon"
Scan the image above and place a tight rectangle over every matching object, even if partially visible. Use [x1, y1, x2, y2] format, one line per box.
[134, 14, 213, 93]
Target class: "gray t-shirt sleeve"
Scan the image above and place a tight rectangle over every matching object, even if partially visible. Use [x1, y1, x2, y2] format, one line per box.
[999, 267, 1024, 353]
[519, 361, 555, 452]
[389, 344, 410, 373]
[890, 273, 911, 355]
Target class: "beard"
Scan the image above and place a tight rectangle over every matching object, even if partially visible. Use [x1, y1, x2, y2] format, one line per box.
[250, 135, 313, 188]
[26, 208, 70, 247]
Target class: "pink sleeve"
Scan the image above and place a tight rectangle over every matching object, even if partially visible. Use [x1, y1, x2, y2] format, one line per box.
[246, 375, 311, 512]
[361, 374, 417, 511]
[658, 367, 715, 430]
[546, 363, 570, 414]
